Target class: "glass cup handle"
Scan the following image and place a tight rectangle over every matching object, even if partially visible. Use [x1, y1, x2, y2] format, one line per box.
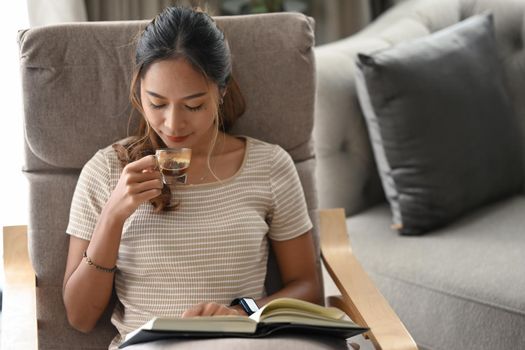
[154, 154, 160, 171]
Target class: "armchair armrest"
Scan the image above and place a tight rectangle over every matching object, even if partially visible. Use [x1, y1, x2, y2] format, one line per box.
[320, 209, 417, 350]
[2, 225, 38, 350]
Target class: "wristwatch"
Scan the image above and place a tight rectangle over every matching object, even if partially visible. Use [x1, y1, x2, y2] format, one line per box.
[230, 297, 259, 316]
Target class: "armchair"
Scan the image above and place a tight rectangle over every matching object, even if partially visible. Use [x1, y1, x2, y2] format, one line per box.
[3, 12, 416, 350]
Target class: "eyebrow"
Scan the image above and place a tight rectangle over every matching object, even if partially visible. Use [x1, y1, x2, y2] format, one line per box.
[145, 90, 207, 100]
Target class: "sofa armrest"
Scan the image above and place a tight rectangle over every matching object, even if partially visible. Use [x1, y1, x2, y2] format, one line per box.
[320, 209, 417, 350]
[314, 40, 388, 216]
[2, 225, 38, 350]
[313, 0, 457, 216]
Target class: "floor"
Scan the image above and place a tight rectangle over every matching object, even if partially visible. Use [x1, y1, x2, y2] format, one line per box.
[322, 262, 339, 298]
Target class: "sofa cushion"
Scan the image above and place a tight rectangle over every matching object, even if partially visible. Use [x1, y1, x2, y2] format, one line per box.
[347, 196, 525, 350]
[354, 13, 524, 234]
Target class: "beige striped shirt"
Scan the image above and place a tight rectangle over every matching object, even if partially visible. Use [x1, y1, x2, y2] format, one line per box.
[66, 136, 313, 348]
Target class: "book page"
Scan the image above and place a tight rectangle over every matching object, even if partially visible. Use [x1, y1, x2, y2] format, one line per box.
[148, 315, 257, 333]
[250, 298, 348, 323]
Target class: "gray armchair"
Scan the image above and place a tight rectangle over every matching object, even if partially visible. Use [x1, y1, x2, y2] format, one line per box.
[314, 0, 525, 349]
[3, 12, 416, 350]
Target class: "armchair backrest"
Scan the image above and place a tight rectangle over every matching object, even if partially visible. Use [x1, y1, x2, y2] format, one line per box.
[19, 13, 318, 349]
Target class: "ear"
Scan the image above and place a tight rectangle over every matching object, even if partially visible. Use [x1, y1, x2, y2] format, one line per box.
[218, 87, 227, 105]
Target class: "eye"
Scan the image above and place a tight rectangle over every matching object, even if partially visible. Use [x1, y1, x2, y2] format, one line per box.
[149, 102, 166, 110]
[186, 104, 204, 112]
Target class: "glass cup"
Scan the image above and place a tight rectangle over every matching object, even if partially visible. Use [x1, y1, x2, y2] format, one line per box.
[155, 148, 192, 185]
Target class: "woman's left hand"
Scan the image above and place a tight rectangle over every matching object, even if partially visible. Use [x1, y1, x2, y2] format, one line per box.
[181, 302, 246, 318]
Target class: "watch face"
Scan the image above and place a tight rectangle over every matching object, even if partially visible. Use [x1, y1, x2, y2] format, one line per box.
[240, 298, 259, 315]
[244, 298, 258, 311]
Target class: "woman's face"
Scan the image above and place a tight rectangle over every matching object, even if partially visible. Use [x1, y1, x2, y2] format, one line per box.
[140, 58, 219, 154]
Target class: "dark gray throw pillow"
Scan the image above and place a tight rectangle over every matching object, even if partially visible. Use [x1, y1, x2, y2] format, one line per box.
[355, 13, 523, 235]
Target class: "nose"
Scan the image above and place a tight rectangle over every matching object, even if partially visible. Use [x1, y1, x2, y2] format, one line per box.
[164, 105, 185, 132]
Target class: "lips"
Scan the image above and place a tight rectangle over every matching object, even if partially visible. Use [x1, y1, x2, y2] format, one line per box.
[166, 135, 189, 143]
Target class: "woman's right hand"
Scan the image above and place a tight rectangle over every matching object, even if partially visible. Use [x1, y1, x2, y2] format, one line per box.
[63, 155, 161, 333]
[105, 155, 163, 222]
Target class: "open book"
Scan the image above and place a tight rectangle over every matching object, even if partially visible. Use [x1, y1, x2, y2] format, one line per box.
[119, 298, 368, 348]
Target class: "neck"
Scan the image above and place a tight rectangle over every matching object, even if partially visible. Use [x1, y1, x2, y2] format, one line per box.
[191, 130, 226, 159]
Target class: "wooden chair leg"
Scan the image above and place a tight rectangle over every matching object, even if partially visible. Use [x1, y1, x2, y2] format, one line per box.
[320, 209, 418, 350]
[2, 225, 38, 350]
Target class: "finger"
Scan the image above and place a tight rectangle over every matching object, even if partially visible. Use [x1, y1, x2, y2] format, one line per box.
[211, 305, 238, 316]
[126, 155, 157, 172]
[202, 303, 222, 316]
[134, 188, 163, 203]
[181, 304, 205, 318]
[126, 170, 161, 184]
[130, 178, 163, 195]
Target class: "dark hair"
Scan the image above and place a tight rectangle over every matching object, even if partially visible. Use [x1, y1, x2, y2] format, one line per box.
[114, 5, 246, 211]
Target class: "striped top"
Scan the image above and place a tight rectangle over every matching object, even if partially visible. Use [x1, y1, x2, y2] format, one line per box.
[66, 136, 313, 349]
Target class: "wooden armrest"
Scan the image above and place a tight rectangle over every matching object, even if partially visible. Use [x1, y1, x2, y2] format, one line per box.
[320, 209, 418, 350]
[2, 225, 38, 350]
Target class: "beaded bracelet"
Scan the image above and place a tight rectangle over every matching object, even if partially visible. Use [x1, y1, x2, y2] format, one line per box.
[83, 251, 117, 273]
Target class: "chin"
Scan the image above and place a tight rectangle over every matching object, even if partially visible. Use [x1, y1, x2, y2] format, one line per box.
[161, 134, 193, 148]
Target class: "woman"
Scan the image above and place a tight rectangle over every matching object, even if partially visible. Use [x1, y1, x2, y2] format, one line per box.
[62, 5, 327, 350]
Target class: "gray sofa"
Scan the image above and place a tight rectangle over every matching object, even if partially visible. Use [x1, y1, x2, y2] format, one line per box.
[314, 0, 525, 349]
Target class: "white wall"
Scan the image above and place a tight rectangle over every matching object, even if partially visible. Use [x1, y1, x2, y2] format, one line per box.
[0, 1, 30, 289]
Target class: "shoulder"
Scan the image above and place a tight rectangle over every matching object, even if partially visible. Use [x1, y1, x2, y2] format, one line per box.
[243, 137, 296, 179]
[83, 137, 132, 173]
[244, 136, 291, 161]
[91, 144, 119, 167]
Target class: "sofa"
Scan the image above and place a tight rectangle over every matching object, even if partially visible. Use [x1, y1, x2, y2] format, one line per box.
[314, 0, 525, 349]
